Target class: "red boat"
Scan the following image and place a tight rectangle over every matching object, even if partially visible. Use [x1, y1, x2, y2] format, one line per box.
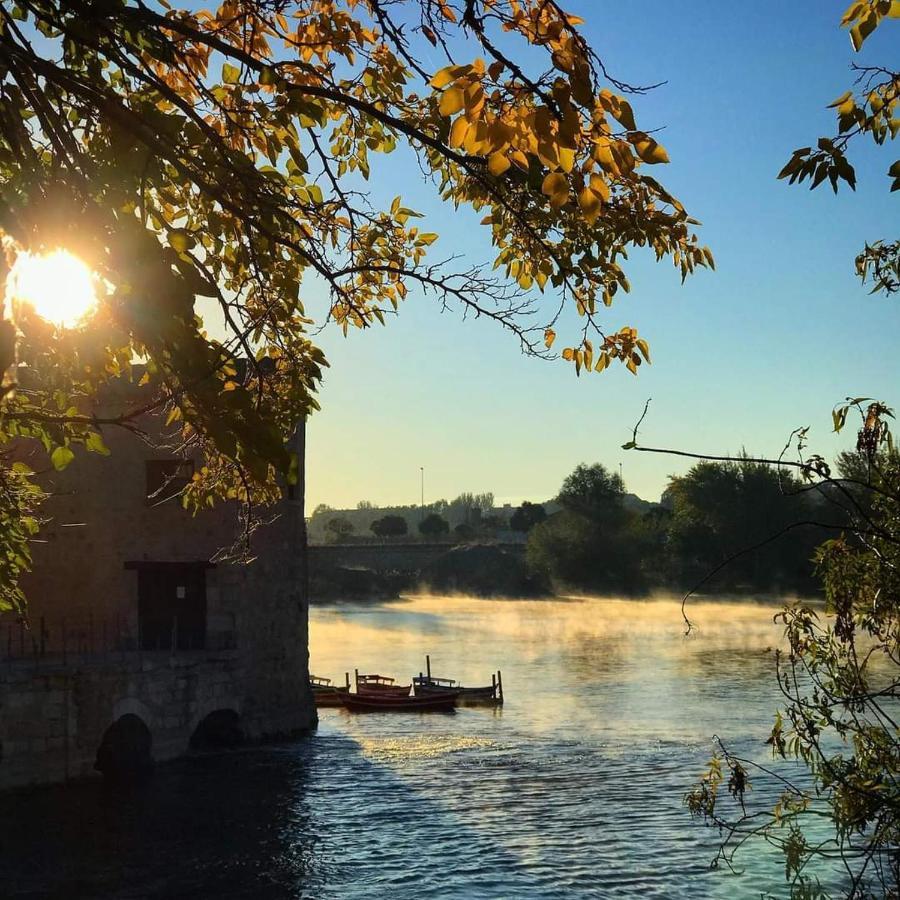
[340, 690, 460, 712]
[354, 672, 411, 698]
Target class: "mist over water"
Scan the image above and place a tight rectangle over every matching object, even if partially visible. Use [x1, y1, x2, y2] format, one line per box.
[3, 595, 820, 898]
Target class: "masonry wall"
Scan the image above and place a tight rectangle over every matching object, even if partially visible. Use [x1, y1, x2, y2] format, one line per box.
[0, 394, 315, 791]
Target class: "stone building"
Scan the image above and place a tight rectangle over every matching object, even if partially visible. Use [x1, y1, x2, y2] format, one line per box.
[0, 377, 315, 790]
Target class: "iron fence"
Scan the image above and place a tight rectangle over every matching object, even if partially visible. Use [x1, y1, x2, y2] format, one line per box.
[1, 614, 237, 667]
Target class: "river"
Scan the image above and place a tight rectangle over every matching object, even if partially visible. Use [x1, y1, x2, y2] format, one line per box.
[3, 594, 819, 898]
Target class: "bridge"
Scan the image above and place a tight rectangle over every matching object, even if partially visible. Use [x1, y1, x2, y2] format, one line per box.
[307, 541, 525, 576]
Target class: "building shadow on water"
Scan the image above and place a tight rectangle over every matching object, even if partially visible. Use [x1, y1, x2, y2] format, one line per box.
[0, 730, 559, 900]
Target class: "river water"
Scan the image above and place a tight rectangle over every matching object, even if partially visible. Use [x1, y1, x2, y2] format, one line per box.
[4, 595, 819, 899]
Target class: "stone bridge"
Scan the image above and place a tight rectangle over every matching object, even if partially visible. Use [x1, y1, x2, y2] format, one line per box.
[307, 541, 525, 575]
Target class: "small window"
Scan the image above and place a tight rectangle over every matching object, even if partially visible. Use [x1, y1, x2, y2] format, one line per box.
[145, 459, 194, 504]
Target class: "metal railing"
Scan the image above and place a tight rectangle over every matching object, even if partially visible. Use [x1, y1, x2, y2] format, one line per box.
[1, 614, 237, 667]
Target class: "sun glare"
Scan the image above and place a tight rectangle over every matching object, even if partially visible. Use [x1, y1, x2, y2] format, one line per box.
[7, 249, 99, 328]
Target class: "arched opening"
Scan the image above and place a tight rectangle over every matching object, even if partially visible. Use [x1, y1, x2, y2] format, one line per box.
[189, 709, 244, 751]
[95, 714, 153, 780]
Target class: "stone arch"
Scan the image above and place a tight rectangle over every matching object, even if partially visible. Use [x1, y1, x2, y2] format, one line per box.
[189, 708, 244, 751]
[112, 697, 156, 729]
[95, 714, 153, 780]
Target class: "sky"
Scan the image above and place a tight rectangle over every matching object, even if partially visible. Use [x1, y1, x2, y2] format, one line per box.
[303, 1, 899, 512]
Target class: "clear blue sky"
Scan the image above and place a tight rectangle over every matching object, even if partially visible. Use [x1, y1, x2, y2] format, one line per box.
[304, 1, 899, 511]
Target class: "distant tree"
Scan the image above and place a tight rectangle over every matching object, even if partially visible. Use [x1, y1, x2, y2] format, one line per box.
[510, 501, 548, 533]
[454, 523, 476, 540]
[370, 515, 408, 538]
[449, 492, 495, 526]
[419, 513, 450, 537]
[528, 462, 640, 592]
[324, 516, 354, 541]
[311, 503, 333, 518]
[482, 513, 505, 529]
[665, 457, 823, 592]
[557, 463, 625, 522]
[356, 500, 374, 510]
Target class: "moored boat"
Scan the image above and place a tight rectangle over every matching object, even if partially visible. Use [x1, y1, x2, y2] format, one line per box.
[339, 690, 459, 712]
[355, 672, 411, 697]
[413, 656, 504, 704]
[310, 675, 350, 708]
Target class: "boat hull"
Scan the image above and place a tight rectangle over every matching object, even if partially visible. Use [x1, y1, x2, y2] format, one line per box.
[414, 683, 501, 704]
[312, 688, 350, 708]
[340, 692, 459, 712]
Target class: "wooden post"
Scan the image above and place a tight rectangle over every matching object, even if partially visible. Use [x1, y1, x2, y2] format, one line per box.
[345, 672, 350, 690]
[426, 655, 431, 679]
[497, 669, 504, 704]
[491, 672, 496, 700]
[354, 668, 359, 692]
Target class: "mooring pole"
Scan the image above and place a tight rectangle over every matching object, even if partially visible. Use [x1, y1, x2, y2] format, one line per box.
[354, 668, 359, 691]
[345, 672, 350, 690]
[426, 655, 431, 679]
[497, 669, 504, 704]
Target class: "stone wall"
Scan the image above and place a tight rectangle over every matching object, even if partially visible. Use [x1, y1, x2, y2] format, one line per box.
[0, 390, 315, 791]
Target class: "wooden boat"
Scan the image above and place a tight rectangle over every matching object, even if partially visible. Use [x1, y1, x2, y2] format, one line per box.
[310, 675, 350, 708]
[339, 690, 459, 712]
[354, 672, 411, 698]
[413, 676, 498, 701]
[413, 657, 504, 704]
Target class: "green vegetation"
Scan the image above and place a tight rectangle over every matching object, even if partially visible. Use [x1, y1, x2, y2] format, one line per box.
[370, 515, 408, 539]
[509, 501, 547, 533]
[675, 4, 900, 893]
[527, 459, 827, 596]
[418, 513, 450, 537]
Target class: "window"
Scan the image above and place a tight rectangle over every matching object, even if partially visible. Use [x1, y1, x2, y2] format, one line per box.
[145, 459, 194, 504]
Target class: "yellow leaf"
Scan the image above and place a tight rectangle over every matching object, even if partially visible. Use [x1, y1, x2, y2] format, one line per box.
[612, 98, 636, 131]
[488, 152, 511, 176]
[561, 347, 575, 361]
[592, 139, 619, 176]
[430, 64, 468, 89]
[636, 338, 651, 363]
[589, 173, 611, 202]
[634, 138, 669, 165]
[578, 186, 601, 224]
[558, 145, 576, 173]
[439, 87, 466, 117]
[544, 328, 556, 348]
[449, 116, 470, 149]
[542, 172, 569, 208]
[510, 149, 529, 170]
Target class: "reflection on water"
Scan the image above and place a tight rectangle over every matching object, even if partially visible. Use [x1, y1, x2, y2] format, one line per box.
[3, 595, 814, 898]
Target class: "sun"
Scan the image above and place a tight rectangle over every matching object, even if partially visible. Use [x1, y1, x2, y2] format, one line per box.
[7, 249, 99, 328]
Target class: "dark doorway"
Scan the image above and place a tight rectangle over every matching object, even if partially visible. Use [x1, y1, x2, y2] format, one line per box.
[126, 561, 211, 651]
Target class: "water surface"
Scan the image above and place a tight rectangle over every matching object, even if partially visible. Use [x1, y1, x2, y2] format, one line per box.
[3, 595, 810, 898]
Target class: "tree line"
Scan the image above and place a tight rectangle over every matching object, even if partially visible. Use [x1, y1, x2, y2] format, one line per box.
[525, 457, 852, 596]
